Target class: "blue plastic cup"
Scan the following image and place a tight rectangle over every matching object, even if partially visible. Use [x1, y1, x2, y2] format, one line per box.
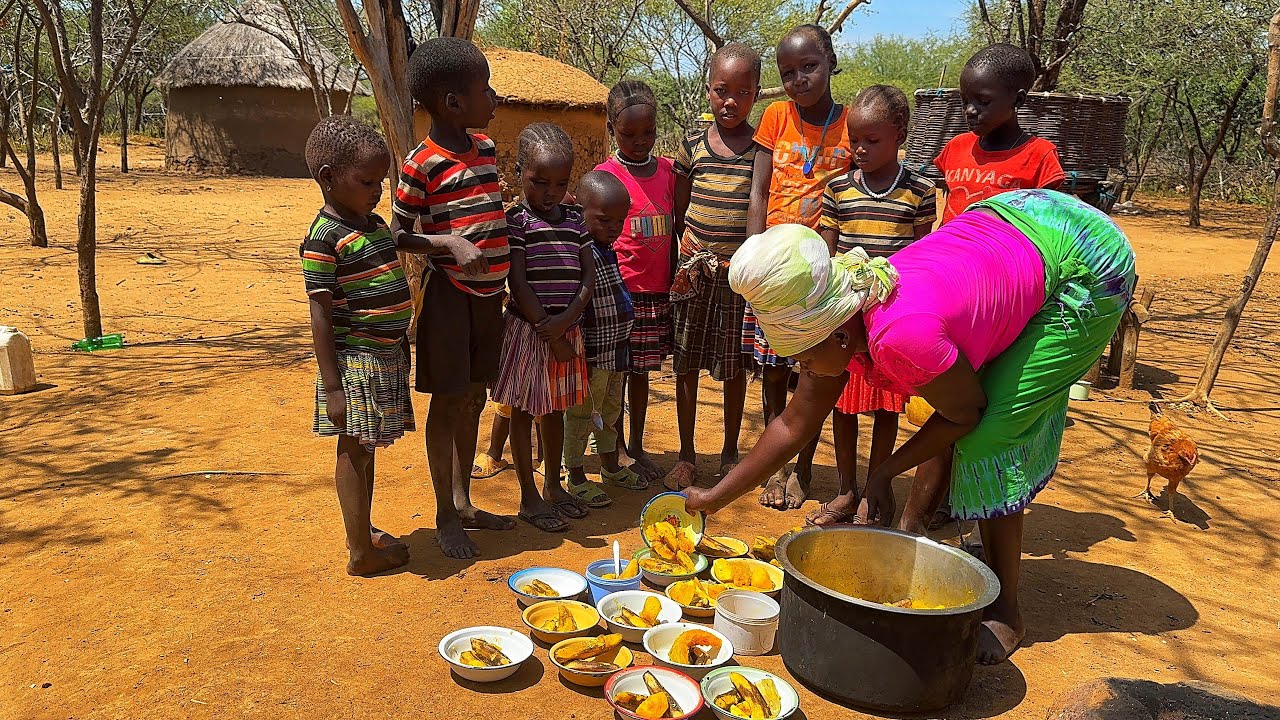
[586, 559, 641, 605]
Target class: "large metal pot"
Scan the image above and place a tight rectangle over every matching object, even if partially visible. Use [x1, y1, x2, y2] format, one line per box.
[775, 526, 1000, 713]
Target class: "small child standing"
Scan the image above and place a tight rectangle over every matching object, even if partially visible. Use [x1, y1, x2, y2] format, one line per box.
[300, 116, 412, 576]
[392, 38, 512, 560]
[746, 24, 854, 510]
[669, 42, 762, 490]
[935, 43, 1065, 223]
[562, 171, 645, 499]
[809, 85, 937, 527]
[595, 80, 676, 484]
[492, 123, 597, 530]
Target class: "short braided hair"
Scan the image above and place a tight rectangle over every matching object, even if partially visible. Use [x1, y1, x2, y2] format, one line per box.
[852, 85, 911, 136]
[516, 122, 574, 171]
[710, 41, 762, 84]
[781, 23, 840, 75]
[606, 79, 657, 125]
[305, 115, 389, 179]
[963, 43, 1037, 95]
[407, 37, 489, 111]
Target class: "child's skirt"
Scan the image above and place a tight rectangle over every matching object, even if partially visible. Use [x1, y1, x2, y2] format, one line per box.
[742, 304, 793, 368]
[836, 373, 909, 415]
[313, 345, 414, 448]
[629, 292, 673, 372]
[491, 314, 588, 416]
[672, 257, 748, 381]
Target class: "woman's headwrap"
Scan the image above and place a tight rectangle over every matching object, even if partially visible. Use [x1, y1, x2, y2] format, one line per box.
[728, 224, 899, 357]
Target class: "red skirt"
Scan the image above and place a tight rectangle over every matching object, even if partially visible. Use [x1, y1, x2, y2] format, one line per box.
[836, 373, 909, 415]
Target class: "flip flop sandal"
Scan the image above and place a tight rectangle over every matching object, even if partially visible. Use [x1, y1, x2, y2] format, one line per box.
[601, 465, 648, 491]
[518, 510, 568, 533]
[136, 252, 166, 265]
[471, 453, 509, 479]
[552, 498, 589, 519]
[805, 502, 863, 527]
[662, 460, 698, 492]
[567, 479, 612, 508]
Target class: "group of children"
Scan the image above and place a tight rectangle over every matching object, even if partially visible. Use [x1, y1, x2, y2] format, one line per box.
[301, 27, 1065, 575]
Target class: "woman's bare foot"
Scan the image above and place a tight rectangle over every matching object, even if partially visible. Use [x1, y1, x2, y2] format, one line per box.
[436, 520, 480, 560]
[458, 505, 515, 531]
[977, 610, 1025, 664]
[347, 543, 410, 576]
[758, 468, 789, 509]
[783, 471, 810, 509]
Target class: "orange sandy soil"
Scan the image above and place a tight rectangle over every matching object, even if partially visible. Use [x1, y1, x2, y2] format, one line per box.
[2, 145, 1278, 719]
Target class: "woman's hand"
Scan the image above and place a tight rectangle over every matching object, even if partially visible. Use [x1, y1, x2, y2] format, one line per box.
[683, 486, 718, 516]
[857, 468, 895, 527]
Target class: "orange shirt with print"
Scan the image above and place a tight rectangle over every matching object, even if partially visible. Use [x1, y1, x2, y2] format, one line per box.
[934, 132, 1065, 223]
[754, 101, 854, 229]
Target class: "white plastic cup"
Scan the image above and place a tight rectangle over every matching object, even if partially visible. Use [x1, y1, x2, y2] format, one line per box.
[714, 590, 780, 656]
[1069, 381, 1092, 401]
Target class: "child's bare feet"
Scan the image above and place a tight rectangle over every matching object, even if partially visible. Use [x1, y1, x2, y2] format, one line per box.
[759, 468, 789, 508]
[458, 505, 515, 531]
[977, 609, 1025, 664]
[436, 520, 480, 560]
[784, 471, 810, 509]
[347, 543, 410, 576]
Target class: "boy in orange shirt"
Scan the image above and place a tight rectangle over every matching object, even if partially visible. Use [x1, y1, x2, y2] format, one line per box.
[935, 43, 1064, 223]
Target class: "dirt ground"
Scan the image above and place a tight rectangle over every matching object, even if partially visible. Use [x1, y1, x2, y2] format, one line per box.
[2, 145, 1278, 719]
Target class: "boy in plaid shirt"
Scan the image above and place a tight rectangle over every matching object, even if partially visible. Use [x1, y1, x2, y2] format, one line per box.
[563, 172, 647, 495]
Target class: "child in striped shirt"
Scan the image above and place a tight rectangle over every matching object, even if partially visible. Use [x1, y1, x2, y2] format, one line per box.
[668, 42, 762, 491]
[301, 116, 413, 576]
[491, 123, 597, 529]
[392, 38, 512, 559]
[809, 85, 937, 526]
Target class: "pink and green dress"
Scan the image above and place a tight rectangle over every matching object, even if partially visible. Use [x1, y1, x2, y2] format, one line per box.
[850, 190, 1136, 520]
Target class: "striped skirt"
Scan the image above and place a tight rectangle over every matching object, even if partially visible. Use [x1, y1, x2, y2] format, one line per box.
[491, 314, 588, 416]
[672, 261, 748, 381]
[836, 373, 909, 415]
[629, 292, 673, 372]
[314, 345, 415, 448]
[742, 304, 793, 368]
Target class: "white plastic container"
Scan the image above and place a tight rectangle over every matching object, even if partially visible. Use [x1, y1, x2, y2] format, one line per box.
[0, 326, 36, 395]
[1069, 381, 1092, 401]
[713, 590, 780, 656]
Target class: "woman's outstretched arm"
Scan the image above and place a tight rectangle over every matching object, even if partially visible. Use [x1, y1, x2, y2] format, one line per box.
[685, 370, 846, 515]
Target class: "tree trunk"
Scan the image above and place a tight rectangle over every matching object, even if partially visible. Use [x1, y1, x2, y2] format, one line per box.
[120, 99, 129, 173]
[71, 123, 83, 176]
[1185, 144, 1201, 227]
[1126, 87, 1174, 202]
[51, 104, 64, 190]
[0, 186, 28, 213]
[133, 89, 147, 132]
[77, 147, 104, 338]
[27, 196, 48, 248]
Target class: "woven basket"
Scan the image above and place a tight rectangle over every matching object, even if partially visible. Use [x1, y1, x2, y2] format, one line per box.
[904, 89, 1131, 200]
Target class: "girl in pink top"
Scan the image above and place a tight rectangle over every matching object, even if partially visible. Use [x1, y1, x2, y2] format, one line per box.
[595, 79, 675, 483]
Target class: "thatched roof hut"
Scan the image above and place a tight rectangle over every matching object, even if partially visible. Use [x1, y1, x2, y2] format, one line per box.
[156, 0, 362, 177]
[414, 48, 610, 200]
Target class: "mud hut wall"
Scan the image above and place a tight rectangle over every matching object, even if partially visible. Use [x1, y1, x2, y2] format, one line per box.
[414, 104, 609, 202]
[165, 86, 349, 177]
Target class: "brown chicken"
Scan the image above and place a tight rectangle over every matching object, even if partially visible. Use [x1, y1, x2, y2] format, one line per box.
[1143, 403, 1200, 519]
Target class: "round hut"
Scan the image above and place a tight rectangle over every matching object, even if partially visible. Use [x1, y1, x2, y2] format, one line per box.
[154, 1, 362, 177]
[413, 48, 609, 200]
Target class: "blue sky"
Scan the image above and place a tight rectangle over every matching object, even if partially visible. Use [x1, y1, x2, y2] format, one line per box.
[838, 0, 971, 42]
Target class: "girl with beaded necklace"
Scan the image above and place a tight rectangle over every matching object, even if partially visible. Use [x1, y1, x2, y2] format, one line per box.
[594, 79, 676, 484]
[807, 84, 938, 526]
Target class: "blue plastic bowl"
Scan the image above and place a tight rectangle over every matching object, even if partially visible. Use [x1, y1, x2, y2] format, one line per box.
[586, 558, 642, 604]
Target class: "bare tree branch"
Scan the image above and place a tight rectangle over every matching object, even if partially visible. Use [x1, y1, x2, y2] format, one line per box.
[670, 0, 723, 50]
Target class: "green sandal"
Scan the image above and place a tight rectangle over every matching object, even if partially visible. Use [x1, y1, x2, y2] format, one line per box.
[601, 465, 648, 491]
[567, 479, 612, 508]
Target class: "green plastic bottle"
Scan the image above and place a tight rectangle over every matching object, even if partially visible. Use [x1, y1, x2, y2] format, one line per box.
[71, 333, 125, 351]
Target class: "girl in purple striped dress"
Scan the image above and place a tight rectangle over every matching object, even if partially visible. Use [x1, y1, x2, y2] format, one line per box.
[492, 123, 597, 531]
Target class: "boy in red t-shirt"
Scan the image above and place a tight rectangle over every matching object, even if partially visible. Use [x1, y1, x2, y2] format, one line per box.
[935, 43, 1065, 223]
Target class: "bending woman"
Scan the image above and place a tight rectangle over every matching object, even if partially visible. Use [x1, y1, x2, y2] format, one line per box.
[684, 189, 1135, 664]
